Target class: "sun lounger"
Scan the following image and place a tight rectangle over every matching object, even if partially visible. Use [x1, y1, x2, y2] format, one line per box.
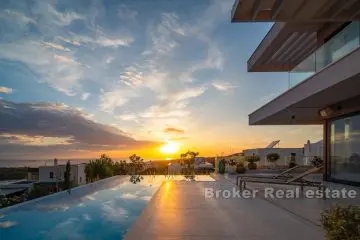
[235, 165, 302, 185]
[237, 166, 326, 199]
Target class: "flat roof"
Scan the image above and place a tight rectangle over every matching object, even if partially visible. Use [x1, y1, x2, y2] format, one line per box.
[232, 0, 360, 22]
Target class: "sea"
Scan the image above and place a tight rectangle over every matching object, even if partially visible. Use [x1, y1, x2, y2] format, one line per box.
[0, 158, 161, 168]
[0, 159, 92, 168]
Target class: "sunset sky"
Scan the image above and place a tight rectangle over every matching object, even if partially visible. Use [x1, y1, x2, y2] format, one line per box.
[0, 0, 322, 160]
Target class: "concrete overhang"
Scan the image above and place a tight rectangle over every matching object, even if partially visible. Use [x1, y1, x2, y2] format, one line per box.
[247, 21, 348, 72]
[232, 0, 360, 23]
[249, 47, 360, 125]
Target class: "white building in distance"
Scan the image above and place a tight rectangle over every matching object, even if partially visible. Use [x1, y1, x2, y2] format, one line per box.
[36, 160, 86, 186]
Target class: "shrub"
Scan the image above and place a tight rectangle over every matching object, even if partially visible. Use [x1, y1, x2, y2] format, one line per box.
[218, 159, 226, 174]
[288, 162, 297, 168]
[236, 163, 246, 174]
[227, 159, 237, 166]
[266, 153, 280, 163]
[321, 205, 360, 240]
[311, 156, 323, 168]
[248, 162, 257, 170]
[245, 155, 260, 170]
[288, 155, 297, 168]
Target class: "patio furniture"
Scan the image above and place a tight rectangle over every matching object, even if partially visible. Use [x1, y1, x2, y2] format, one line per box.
[236, 165, 301, 183]
[237, 166, 326, 199]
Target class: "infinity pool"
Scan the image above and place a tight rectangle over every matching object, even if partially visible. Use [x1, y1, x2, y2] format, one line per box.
[0, 175, 214, 240]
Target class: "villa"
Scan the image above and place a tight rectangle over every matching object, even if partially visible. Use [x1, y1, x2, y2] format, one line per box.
[232, 0, 360, 186]
[1, 1, 360, 239]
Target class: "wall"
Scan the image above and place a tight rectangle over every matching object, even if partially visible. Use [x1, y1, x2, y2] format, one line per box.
[304, 140, 324, 165]
[39, 164, 86, 185]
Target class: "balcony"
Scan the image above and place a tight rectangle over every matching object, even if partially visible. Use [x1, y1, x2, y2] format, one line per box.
[289, 21, 360, 88]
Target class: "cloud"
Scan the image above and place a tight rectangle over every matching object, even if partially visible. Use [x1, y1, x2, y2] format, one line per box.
[120, 193, 137, 199]
[117, 5, 138, 21]
[83, 214, 91, 221]
[99, 88, 137, 113]
[161, 86, 206, 102]
[116, 114, 138, 121]
[163, 127, 184, 134]
[81, 93, 90, 100]
[0, 41, 84, 96]
[101, 201, 128, 222]
[212, 81, 237, 91]
[0, 86, 13, 94]
[57, 36, 81, 46]
[0, 100, 156, 149]
[33, 2, 84, 26]
[70, 34, 134, 48]
[42, 42, 71, 51]
[0, 221, 18, 229]
[0, 134, 73, 146]
[0, 9, 36, 25]
[53, 54, 79, 65]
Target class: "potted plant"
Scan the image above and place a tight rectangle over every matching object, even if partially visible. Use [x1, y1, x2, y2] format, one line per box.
[321, 205, 360, 240]
[236, 163, 246, 174]
[218, 159, 226, 174]
[288, 155, 297, 168]
[226, 159, 237, 174]
[266, 153, 280, 168]
[245, 155, 260, 170]
[311, 156, 323, 168]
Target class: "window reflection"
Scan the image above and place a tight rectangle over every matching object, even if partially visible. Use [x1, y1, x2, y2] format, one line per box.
[330, 113, 360, 183]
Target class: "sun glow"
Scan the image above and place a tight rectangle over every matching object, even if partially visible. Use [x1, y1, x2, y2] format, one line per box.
[160, 141, 179, 154]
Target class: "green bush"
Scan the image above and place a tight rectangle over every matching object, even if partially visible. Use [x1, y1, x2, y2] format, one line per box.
[248, 162, 257, 170]
[236, 163, 246, 174]
[227, 159, 237, 166]
[266, 153, 280, 163]
[321, 205, 360, 240]
[245, 155, 260, 170]
[245, 155, 260, 163]
[218, 159, 226, 174]
[311, 156, 323, 168]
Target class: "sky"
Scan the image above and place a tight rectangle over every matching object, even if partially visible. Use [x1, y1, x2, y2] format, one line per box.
[0, 0, 322, 161]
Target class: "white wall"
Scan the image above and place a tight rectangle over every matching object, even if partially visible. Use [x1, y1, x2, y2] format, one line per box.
[39, 164, 86, 185]
[304, 140, 323, 165]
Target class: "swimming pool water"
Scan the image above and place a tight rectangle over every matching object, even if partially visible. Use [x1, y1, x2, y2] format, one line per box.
[0, 175, 214, 240]
[0, 176, 163, 240]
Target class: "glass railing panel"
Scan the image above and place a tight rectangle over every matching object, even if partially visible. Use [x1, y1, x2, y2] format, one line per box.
[316, 21, 360, 70]
[289, 52, 315, 88]
[289, 21, 360, 89]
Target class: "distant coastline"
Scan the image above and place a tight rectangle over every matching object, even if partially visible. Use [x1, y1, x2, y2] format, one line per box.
[0, 159, 91, 168]
[0, 158, 170, 168]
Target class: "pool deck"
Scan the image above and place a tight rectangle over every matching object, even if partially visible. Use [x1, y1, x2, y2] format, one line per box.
[124, 177, 324, 240]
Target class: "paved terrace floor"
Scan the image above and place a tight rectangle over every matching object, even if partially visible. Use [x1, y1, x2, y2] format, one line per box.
[125, 176, 324, 240]
[224, 173, 360, 226]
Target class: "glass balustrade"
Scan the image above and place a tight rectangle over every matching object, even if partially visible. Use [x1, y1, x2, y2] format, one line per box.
[289, 21, 360, 88]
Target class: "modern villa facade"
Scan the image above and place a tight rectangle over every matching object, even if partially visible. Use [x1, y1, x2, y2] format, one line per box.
[232, 0, 360, 185]
[38, 163, 86, 186]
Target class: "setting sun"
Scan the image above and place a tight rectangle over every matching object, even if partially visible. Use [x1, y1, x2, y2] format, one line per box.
[160, 142, 179, 154]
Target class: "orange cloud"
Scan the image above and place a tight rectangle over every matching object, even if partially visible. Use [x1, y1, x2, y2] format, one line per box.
[163, 127, 185, 134]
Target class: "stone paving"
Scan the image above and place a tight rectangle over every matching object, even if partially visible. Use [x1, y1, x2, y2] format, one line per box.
[224, 173, 360, 226]
[125, 177, 324, 240]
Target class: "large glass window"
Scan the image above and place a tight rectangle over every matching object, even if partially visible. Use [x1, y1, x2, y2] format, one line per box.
[330, 113, 360, 183]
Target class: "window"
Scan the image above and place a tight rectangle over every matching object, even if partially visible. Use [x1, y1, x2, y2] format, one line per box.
[329, 113, 360, 183]
[80, 177, 82, 183]
[49, 172, 54, 179]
